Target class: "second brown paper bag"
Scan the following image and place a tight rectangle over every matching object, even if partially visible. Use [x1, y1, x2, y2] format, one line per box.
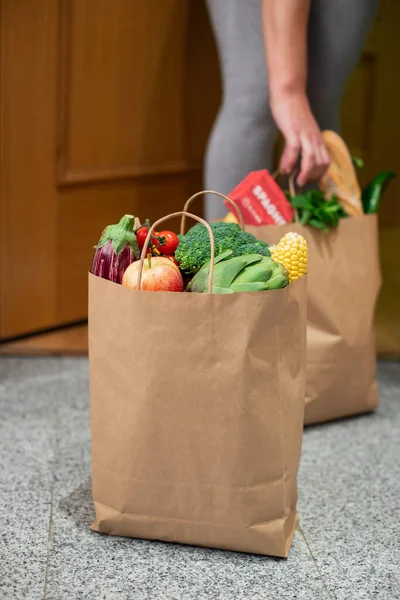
[247, 214, 381, 425]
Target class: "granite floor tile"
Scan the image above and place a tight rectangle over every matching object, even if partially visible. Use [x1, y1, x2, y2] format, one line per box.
[0, 356, 63, 390]
[45, 525, 329, 600]
[298, 362, 400, 600]
[0, 358, 89, 599]
[0, 359, 60, 600]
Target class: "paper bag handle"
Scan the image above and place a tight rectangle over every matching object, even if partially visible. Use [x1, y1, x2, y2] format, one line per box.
[137, 211, 215, 294]
[288, 170, 299, 199]
[180, 190, 244, 234]
[271, 170, 300, 224]
[288, 170, 301, 223]
[272, 169, 298, 198]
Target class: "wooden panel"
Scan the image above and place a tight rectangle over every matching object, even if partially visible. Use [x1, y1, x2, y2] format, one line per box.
[57, 0, 189, 185]
[341, 0, 400, 226]
[375, 227, 400, 358]
[0, 0, 59, 337]
[341, 54, 376, 161]
[55, 175, 203, 323]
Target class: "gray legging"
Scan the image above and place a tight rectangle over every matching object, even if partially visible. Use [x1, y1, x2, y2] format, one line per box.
[204, 0, 379, 221]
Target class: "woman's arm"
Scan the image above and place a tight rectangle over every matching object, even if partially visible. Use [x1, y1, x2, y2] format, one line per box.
[262, 0, 329, 185]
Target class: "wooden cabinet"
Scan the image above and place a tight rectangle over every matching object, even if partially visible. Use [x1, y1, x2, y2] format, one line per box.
[0, 0, 220, 339]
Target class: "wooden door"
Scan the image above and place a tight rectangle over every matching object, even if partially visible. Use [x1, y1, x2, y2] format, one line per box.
[341, 0, 400, 356]
[0, 0, 220, 339]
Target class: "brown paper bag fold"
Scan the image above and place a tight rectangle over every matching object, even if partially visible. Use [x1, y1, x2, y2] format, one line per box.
[247, 214, 381, 425]
[89, 269, 307, 557]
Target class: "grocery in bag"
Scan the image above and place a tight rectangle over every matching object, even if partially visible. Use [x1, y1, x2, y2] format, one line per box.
[89, 199, 307, 557]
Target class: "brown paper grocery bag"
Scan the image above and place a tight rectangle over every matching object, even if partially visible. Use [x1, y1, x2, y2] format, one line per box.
[89, 208, 307, 558]
[247, 214, 381, 425]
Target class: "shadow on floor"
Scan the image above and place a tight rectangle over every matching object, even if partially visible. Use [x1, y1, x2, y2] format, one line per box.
[58, 478, 95, 529]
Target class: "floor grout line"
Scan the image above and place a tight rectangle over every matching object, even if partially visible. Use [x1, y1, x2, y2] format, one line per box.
[43, 363, 63, 600]
[42, 478, 56, 600]
[297, 522, 336, 600]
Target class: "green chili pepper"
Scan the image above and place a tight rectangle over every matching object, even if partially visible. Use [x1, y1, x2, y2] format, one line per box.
[362, 171, 396, 214]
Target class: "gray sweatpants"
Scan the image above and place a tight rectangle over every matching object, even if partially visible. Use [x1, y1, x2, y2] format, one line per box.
[204, 0, 379, 220]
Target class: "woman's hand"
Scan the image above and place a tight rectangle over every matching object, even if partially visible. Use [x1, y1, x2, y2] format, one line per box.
[262, 0, 330, 186]
[270, 91, 330, 186]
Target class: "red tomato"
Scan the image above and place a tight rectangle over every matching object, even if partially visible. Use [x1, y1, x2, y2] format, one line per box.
[136, 227, 147, 250]
[136, 226, 159, 251]
[156, 231, 179, 255]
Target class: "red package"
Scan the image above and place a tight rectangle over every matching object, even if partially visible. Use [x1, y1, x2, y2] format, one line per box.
[226, 170, 294, 226]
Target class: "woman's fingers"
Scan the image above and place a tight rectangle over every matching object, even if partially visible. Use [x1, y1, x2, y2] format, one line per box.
[280, 136, 301, 175]
[319, 144, 331, 169]
[297, 151, 315, 186]
[297, 133, 330, 186]
[297, 133, 316, 186]
[279, 132, 330, 186]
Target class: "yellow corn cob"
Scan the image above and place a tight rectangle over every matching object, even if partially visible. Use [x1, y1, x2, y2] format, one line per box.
[222, 212, 239, 224]
[270, 232, 308, 283]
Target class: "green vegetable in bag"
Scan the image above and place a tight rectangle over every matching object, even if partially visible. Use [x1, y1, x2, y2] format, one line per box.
[187, 251, 289, 294]
[175, 222, 270, 275]
[288, 189, 347, 233]
[362, 171, 396, 214]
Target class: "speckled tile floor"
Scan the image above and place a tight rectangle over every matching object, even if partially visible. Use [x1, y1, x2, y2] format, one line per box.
[1, 358, 399, 600]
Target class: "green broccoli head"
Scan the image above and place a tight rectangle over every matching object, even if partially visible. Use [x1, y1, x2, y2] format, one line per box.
[175, 222, 270, 275]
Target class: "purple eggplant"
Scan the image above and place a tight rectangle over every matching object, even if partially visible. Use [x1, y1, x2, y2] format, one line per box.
[91, 215, 139, 284]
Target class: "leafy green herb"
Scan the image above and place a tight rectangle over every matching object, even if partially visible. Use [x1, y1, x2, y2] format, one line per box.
[289, 189, 347, 233]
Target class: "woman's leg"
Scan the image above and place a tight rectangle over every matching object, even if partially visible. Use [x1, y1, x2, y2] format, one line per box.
[204, 0, 278, 221]
[307, 0, 380, 132]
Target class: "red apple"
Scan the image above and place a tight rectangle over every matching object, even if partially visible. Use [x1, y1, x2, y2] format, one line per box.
[122, 256, 183, 292]
[146, 256, 180, 274]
